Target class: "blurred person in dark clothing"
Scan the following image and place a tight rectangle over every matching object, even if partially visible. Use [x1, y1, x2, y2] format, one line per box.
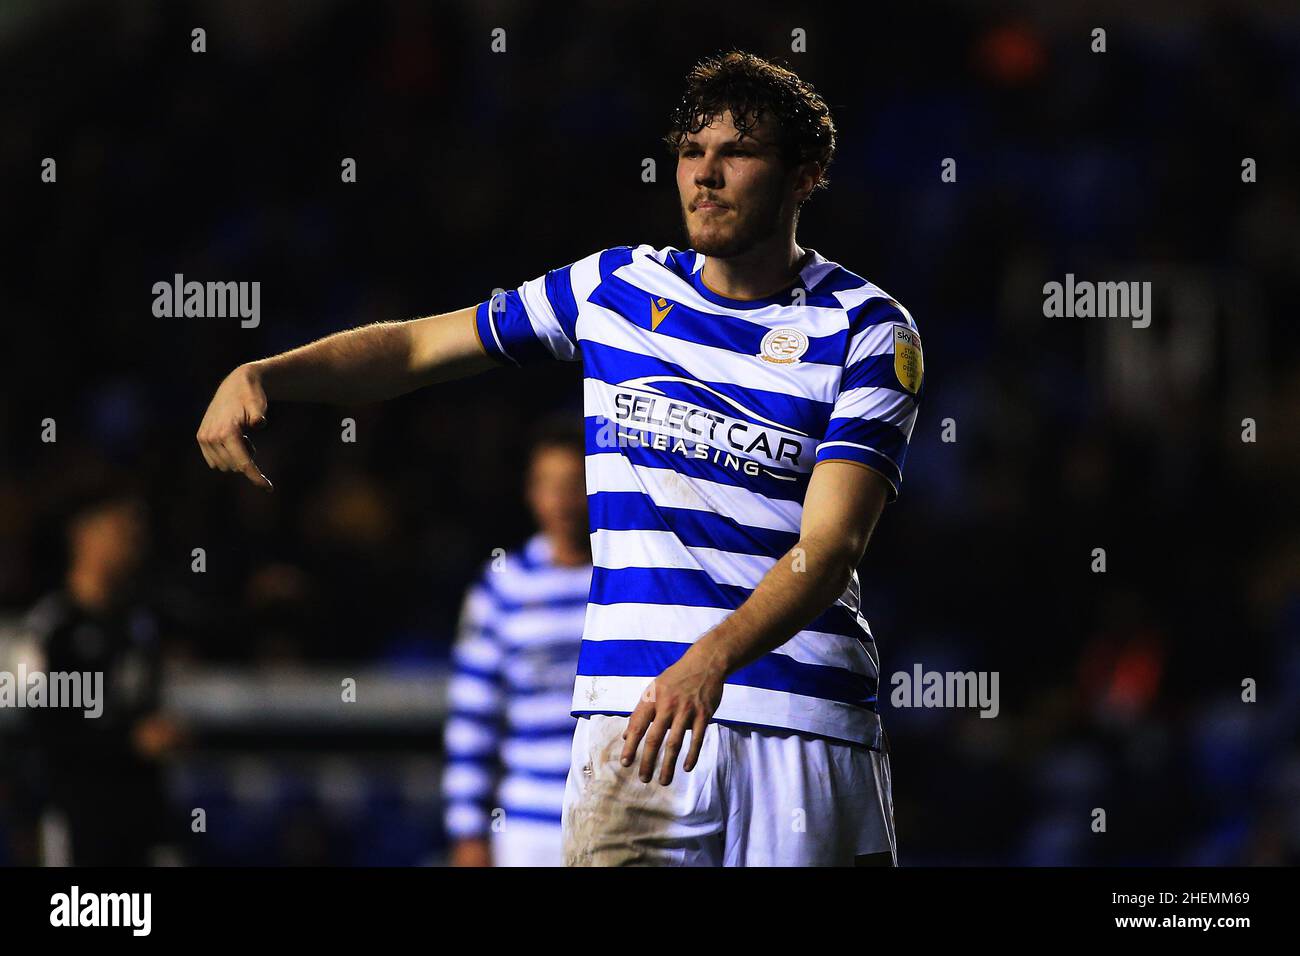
[22, 488, 185, 865]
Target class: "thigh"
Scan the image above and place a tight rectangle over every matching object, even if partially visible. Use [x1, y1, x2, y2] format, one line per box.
[561, 714, 723, 866]
[734, 731, 896, 867]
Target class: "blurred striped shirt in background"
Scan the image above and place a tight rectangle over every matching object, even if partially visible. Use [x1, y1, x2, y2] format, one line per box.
[441, 534, 591, 858]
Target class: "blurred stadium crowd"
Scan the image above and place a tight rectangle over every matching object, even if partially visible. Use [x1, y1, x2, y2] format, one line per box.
[1, 1, 1297, 864]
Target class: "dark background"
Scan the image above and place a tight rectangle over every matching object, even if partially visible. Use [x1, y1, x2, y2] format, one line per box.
[0, 0, 1297, 865]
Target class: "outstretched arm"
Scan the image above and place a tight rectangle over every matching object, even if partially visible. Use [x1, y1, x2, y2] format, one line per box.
[196, 305, 497, 488]
[620, 459, 891, 785]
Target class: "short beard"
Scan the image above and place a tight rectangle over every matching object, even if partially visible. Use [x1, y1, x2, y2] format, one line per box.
[681, 196, 785, 259]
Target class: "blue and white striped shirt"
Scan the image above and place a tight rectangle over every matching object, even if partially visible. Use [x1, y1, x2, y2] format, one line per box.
[473, 245, 923, 749]
[442, 534, 591, 839]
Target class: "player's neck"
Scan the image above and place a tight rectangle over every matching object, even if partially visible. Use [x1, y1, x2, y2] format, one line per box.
[547, 533, 591, 568]
[699, 237, 808, 301]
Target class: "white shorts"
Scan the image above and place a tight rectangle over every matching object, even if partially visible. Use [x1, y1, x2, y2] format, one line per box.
[561, 714, 896, 867]
[490, 818, 564, 867]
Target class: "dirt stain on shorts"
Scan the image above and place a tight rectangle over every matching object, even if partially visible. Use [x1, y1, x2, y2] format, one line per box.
[564, 720, 683, 867]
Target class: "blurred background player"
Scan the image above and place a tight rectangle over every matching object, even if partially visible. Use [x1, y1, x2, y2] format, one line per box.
[442, 418, 591, 866]
[21, 485, 185, 865]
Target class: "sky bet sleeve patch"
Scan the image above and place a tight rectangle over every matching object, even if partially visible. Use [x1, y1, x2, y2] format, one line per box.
[893, 325, 923, 394]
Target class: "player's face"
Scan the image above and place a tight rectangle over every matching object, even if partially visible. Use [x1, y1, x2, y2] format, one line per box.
[676, 110, 804, 258]
[526, 445, 587, 541]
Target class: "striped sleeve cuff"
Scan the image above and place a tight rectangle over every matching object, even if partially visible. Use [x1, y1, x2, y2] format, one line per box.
[814, 443, 903, 499]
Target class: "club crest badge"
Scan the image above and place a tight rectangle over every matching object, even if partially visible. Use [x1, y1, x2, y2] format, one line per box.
[893, 325, 923, 393]
[759, 328, 808, 364]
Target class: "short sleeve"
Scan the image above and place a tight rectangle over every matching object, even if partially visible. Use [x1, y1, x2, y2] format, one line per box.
[474, 251, 602, 366]
[815, 296, 923, 500]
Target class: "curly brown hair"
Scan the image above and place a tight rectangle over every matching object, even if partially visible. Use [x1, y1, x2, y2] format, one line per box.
[664, 50, 837, 196]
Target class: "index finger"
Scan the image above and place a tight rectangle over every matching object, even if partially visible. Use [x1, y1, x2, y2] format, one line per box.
[239, 459, 273, 491]
[218, 433, 272, 491]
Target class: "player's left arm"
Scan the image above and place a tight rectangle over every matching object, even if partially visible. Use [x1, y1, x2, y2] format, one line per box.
[621, 459, 890, 785]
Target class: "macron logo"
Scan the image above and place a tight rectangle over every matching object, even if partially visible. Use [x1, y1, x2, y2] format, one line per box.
[650, 297, 674, 330]
[50, 886, 151, 937]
